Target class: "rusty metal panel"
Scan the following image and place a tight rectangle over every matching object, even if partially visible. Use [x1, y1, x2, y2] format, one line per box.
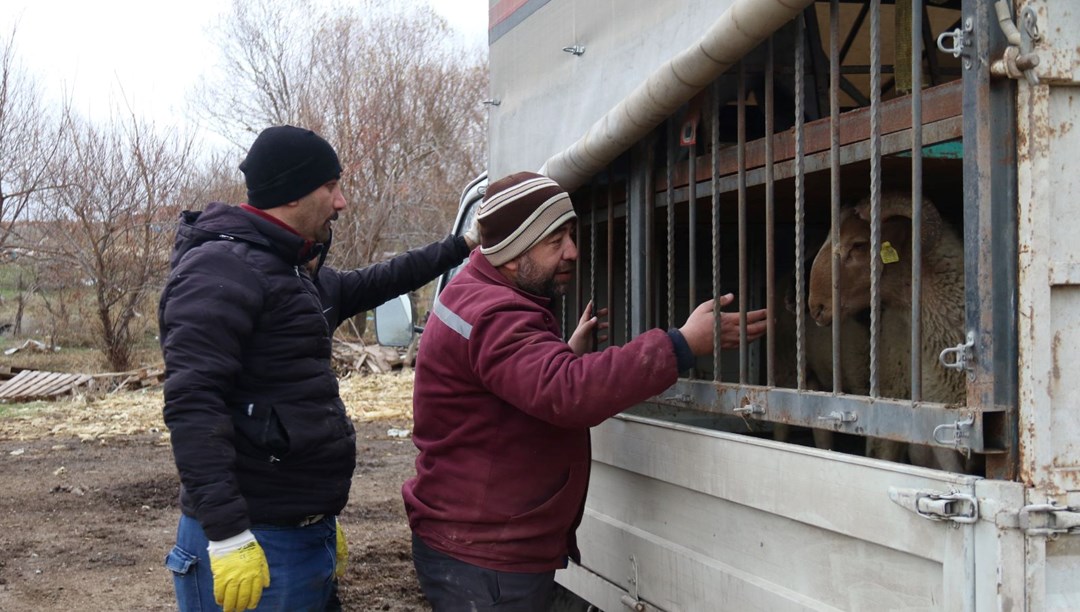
[1015, 1, 1080, 494]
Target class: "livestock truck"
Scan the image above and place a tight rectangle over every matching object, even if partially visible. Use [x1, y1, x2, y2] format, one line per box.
[381, 0, 1080, 609]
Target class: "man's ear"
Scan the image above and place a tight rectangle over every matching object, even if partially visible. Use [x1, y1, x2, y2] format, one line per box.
[502, 258, 520, 273]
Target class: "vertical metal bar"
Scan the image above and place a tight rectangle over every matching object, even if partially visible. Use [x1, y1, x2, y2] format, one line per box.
[795, 12, 807, 391]
[911, 0, 924, 402]
[589, 185, 598, 340]
[737, 60, 748, 384]
[869, 0, 882, 397]
[711, 81, 723, 383]
[575, 213, 584, 319]
[688, 125, 698, 317]
[765, 36, 776, 388]
[645, 144, 656, 331]
[629, 145, 649, 339]
[625, 168, 633, 341]
[965, 0, 1018, 479]
[667, 124, 676, 330]
[829, 0, 842, 393]
[606, 172, 615, 348]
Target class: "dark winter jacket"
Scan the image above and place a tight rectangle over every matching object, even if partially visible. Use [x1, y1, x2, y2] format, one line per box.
[160, 202, 468, 541]
[402, 250, 684, 572]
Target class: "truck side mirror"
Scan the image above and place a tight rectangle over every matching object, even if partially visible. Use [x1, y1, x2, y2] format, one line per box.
[374, 294, 415, 348]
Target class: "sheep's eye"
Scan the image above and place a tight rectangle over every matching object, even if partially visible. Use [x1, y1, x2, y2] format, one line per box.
[846, 241, 869, 259]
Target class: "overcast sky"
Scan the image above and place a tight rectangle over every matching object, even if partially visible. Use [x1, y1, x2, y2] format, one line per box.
[0, 0, 487, 131]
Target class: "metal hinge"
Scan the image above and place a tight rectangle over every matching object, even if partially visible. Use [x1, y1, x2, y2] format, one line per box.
[1018, 502, 1080, 538]
[621, 554, 645, 611]
[988, 1, 1041, 85]
[889, 487, 980, 524]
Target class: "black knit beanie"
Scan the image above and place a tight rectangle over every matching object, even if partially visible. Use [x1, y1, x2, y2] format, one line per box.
[239, 125, 343, 209]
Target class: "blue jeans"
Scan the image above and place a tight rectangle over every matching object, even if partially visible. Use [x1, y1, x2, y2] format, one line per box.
[166, 513, 338, 611]
[411, 533, 555, 611]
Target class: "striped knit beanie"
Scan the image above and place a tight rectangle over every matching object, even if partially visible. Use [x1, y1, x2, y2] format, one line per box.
[478, 172, 577, 267]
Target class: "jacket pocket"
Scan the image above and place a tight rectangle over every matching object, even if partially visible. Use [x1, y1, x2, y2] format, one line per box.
[508, 466, 585, 523]
[232, 402, 291, 462]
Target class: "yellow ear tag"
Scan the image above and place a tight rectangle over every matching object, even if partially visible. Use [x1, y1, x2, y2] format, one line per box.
[881, 241, 900, 264]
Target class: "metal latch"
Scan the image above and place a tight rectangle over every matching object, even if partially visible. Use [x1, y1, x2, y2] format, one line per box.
[933, 414, 975, 457]
[937, 17, 974, 68]
[732, 403, 764, 416]
[1019, 502, 1080, 538]
[889, 487, 980, 524]
[939, 331, 975, 372]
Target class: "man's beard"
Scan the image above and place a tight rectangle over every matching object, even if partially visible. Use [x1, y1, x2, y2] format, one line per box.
[516, 254, 565, 301]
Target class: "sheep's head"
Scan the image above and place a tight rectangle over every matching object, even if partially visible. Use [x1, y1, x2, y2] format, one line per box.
[807, 192, 942, 326]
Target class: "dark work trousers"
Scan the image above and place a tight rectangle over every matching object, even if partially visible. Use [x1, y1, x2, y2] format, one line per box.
[411, 533, 556, 611]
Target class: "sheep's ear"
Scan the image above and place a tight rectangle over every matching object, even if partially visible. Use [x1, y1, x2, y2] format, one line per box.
[854, 193, 941, 252]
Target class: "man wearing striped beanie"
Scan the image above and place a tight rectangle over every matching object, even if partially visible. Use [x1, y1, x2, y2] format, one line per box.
[403, 171, 767, 610]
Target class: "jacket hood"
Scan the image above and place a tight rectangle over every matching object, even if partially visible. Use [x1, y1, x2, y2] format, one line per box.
[169, 202, 326, 269]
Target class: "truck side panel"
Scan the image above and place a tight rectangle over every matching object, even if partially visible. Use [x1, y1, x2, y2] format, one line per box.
[488, 0, 738, 178]
[561, 416, 983, 610]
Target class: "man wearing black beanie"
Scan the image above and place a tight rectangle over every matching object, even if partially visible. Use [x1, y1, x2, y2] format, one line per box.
[159, 125, 477, 611]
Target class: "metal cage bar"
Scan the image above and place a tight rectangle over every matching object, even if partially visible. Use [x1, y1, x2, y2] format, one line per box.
[869, 0, 883, 398]
[737, 60, 749, 384]
[711, 80, 723, 382]
[910, 0, 925, 403]
[606, 171, 615, 349]
[667, 124, 676, 331]
[829, 0, 843, 394]
[795, 12, 807, 391]
[765, 36, 776, 388]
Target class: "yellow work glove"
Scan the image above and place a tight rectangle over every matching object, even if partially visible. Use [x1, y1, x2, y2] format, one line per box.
[208, 530, 271, 612]
[335, 519, 349, 579]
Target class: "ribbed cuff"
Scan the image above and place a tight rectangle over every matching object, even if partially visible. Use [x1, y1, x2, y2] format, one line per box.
[207, 529, 256, 555]
[666, 329, 696, 373]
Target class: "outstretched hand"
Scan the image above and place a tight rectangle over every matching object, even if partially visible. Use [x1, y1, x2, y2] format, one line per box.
[678, 294, 769, 355]
[568, 300, 609, 356]
[719, 295, 768, 349]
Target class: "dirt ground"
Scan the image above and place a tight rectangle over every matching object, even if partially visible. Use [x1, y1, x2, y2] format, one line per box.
[0, 375, 431, 611]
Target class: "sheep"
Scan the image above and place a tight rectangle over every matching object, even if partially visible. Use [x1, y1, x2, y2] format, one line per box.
[773, 261, 914, 460]
[806, 192, 973, 473]
[771, 262, 871, 452]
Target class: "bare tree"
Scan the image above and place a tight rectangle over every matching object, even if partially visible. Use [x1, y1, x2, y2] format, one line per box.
[196, 0, 487, 271]
[0, 25, 66, 253]
[32, 113, 198, 370]
[308, 4, 487, 269]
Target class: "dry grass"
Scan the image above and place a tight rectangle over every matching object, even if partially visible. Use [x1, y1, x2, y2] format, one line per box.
[1, 342, 163, 373]
[0, 371, 415, 442]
